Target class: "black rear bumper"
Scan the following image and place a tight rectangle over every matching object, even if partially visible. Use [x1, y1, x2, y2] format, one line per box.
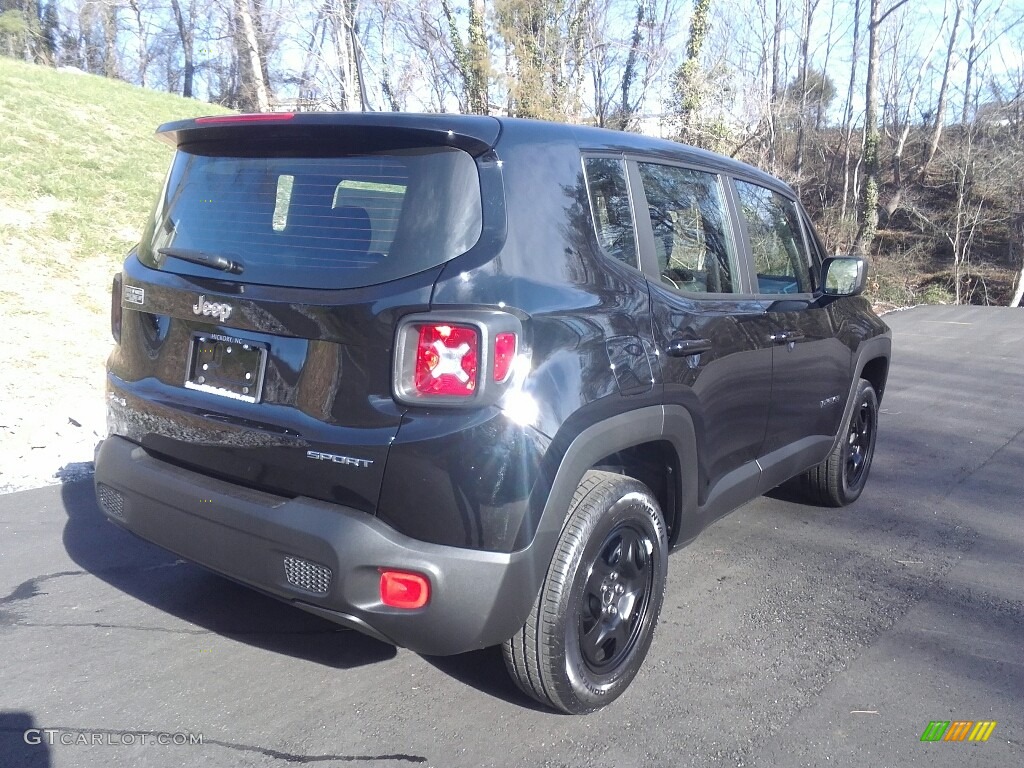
[93, 436, 543, 655]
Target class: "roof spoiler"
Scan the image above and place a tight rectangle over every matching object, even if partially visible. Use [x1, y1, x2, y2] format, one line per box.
[155, 112, 503, 157]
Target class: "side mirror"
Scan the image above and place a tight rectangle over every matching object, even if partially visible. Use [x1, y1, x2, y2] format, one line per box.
[821, 256, 867, 297]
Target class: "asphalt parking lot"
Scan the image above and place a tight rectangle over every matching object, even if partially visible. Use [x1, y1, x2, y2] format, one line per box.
[1, 304, 1021, 768]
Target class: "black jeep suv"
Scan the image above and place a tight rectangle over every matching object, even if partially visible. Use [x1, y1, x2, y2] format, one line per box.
[95, 113, 890, 713]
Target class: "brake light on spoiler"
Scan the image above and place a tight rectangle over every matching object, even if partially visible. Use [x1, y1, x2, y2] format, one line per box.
[195, 113, 296, 124]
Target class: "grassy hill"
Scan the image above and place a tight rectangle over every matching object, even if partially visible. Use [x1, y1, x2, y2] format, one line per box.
[0, 57, 230, 301]
[0, 58, 230, 489]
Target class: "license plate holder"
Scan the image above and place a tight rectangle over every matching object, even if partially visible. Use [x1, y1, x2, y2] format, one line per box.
[185, 334, 267, 404]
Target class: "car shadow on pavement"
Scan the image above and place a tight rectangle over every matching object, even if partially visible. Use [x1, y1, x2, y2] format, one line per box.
[419, 647, 550, 711]
[0, 712, 51, 768]
[58, 479, 397, 669]
[58, 478, 561, 707]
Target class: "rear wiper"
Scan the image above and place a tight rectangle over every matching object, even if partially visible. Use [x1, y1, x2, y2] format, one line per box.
[158, 247, 244, 275]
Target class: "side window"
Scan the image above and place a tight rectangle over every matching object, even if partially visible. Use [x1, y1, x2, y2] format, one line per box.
[638, 163, 738, 294]
[583, 157, 639, 268]
[734, 180, 813, 294]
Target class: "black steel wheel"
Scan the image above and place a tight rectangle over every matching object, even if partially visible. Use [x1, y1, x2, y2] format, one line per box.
[577, 522, 656, 673]
[503, 471, 667, 714]
[802, 378, 879, 507]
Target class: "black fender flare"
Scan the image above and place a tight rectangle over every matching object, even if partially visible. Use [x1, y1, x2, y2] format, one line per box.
[523, 405, 699, 587]
[829, 334, 892, 455]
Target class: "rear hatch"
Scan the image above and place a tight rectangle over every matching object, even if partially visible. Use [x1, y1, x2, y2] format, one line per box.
[107, 113, 501, 513]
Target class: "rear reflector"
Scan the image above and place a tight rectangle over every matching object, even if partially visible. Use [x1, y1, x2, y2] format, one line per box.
[379, 570, 430, 610]
[493, 332, 517, 381]
[414, 323, 479, 397]
[195, 113, 296, 124]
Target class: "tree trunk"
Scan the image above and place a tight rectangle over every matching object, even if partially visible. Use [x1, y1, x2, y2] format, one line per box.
[891, 18, 944, 189]
[675, 0, 712, 144]
[853, 0, 911, 256]
[853, 0, 883, 257]
[839, 0, 862, 227]
[921, 2, 961, 181]
[770, 0, 782, 171]
[1011, 266, 1024, 307]
[618, 2, 646, 130]
[167, 0, 196, 99]
[962, 1, 978, 125]
[1012, 188, 1024, 306]
[468, 0, 489, 113]
[795, 0, 819, 190]
[101, 0, 118, 79]
[234, 0, 270, 111]
[129, 0, 147, 87]
[328, 0, 361, 111]
[251, 0, 273, 96]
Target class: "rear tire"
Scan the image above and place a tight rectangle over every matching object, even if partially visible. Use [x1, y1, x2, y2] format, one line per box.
[503, 471, 668, 714]
[801, 378, 878, 507]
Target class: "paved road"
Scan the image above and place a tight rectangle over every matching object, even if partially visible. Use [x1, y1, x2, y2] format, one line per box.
[1, 305, 1021, 768]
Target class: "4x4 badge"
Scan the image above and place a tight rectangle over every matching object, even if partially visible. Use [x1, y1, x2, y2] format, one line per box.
[192, 295, 232, 323]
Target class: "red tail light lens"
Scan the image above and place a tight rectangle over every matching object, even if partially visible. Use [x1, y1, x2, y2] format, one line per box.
[414, 324, 479, 397]
[493, 332, 517, 382]
[379, 569, 431, 610]
[111, 273, 123, 343]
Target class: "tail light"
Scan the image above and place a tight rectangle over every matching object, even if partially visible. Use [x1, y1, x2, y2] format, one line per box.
[393, 311, 523, 407]
[414, 323, 479, 396]
[111, 272, 123, 343]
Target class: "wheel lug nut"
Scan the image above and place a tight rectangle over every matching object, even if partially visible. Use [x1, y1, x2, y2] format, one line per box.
[609, 606, 617, 615]
[610, 572, 617, 580]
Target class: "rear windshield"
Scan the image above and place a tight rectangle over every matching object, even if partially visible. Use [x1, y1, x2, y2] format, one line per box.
[137, 146, 482, 289]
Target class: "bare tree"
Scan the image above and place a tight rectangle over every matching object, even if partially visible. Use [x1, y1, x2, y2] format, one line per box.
[583, 0, 678, 131]
[100, 0, 119, 78]
[920, 0, 962, 181]
[838, 0, 863, 228]
[168, 0, 197, 97]
[234, 0, 271, 110]
[883, 4, 944, 191]
[794, 0, 822, 188]
[494, 0, 592, 120]
[126, 0, 154, 86]
[441, 0, 489, 112]
[853, 0, 912, 257]
[671, 0, 714, 144]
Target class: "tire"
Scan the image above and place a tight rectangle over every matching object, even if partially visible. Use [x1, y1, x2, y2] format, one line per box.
[503, 470, 668, 714]
[801, 378, 879, 507]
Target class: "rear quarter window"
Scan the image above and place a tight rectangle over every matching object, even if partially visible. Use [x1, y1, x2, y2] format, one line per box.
[582, 156, 639, 269]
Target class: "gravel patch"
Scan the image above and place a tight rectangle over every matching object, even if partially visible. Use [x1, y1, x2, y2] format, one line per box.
[0, 393, 106, 494]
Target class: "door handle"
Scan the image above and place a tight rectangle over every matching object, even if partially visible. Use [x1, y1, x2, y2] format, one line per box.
[770, 331, 805, 344]
[666, 338, 713, 357]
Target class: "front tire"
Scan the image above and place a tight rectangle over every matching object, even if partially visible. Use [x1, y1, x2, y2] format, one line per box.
[801, 378, 879, 507]
[503, 471, 668, 714]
